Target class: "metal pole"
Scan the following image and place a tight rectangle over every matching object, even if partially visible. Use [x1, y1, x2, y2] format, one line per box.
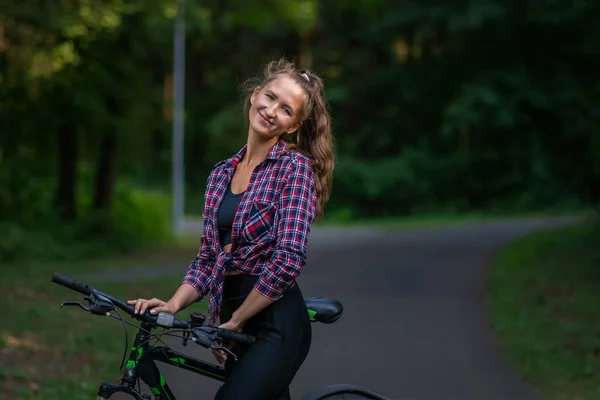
[172, 0, 185, 235]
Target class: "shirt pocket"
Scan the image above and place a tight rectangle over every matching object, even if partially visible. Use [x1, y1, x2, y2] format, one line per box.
[240, 200, 277, 244]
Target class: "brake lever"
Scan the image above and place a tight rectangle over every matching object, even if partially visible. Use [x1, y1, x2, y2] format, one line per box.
[60, 301, 91, 312]
[59, 293, 115, 316]
[210, 343, 238, 362]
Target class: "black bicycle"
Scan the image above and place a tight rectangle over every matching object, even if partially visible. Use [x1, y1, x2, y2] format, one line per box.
[51, 273, 390, 400]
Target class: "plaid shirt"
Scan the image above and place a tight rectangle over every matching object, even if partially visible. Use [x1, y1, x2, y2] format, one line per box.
[182, 140, 317, 325]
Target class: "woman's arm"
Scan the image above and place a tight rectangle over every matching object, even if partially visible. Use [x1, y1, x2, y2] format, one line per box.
[224, 289, 274, 330]
[164, 283, 201, 313]
[180, 229, 215, 304]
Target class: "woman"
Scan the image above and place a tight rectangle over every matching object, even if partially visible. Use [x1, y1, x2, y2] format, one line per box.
[128, 58, 335, 400]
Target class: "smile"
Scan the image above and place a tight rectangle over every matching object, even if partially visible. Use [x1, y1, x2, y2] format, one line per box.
[259, 112, 273, 125]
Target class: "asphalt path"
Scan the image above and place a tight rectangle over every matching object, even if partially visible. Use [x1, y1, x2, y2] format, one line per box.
[106, 217, 578, 400]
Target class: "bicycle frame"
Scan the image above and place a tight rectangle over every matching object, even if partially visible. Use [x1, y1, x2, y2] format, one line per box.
[98, 321, 227, 400]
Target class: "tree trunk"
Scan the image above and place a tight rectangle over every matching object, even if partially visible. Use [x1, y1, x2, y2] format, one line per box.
[93, 130, 118, 212]
[93, 95, 120, 212]
[55, 124, 78, 221]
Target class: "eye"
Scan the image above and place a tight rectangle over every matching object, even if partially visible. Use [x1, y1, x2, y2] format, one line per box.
[283, 107, 291, 116]
[265, 93, 274, 100]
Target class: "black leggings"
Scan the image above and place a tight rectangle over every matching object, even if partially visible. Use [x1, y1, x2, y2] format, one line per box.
[214, 274, 312, 400]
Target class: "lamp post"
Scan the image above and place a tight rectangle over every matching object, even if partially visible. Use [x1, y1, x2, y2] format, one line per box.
[172, 0, 185, 235]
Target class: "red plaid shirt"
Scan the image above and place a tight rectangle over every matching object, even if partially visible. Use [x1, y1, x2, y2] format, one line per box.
[182, 140, 317, 325]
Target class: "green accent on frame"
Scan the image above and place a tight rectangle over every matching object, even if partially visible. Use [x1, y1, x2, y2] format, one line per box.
[308, 309, 317, 318]
[130, 346, 143, 361]
[159, 373, 173, 400]
[124, 347, 144, 369]
[168, 357, 223, 379]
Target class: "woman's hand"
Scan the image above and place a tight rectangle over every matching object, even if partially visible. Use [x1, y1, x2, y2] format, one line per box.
[219, 317, 245, 333]
[211, 317, 246, 365]
[126, 284, 199, 318]
[127, 297, 177, 316]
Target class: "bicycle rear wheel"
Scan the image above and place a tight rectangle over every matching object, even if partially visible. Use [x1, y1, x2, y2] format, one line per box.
[313, 393, 376, 399]
[302, 384, 391, 400]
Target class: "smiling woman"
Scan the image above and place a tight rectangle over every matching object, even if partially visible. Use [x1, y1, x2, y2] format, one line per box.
[127, 58, 335, 400]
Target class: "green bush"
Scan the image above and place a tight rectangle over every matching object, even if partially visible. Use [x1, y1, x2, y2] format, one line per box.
[106, 182, 173, 251]
[329, 145, 582, 219]
[0, 182, 173, 263]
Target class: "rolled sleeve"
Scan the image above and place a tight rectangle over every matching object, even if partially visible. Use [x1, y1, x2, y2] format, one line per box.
[181, 201, 215, 298]
[181, 232, 215, 299]
[254, 156, 317, 300]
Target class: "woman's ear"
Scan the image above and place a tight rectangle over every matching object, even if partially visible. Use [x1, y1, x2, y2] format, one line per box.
[250, 86, 261, 105]
[286, 120, 302, 135]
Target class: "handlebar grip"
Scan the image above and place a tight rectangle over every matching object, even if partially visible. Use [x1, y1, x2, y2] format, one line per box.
[171, 319, 191, 330]
[216, 328, 256, 345]
[52, 273, 93, 296]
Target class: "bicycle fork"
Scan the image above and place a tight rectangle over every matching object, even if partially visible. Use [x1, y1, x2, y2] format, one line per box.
[97, 323, 158, 400]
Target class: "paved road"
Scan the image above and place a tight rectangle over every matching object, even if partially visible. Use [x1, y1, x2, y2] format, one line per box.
[109, 217, 578, 400]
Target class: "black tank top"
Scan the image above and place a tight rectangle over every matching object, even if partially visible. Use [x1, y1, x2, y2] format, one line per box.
[217, 182, 244, 246]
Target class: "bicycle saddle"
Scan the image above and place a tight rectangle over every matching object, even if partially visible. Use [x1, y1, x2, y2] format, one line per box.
[305, 297, 343, 324]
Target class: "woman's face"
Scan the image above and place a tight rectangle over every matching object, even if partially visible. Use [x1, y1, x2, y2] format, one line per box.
[249, 75, 307, 140]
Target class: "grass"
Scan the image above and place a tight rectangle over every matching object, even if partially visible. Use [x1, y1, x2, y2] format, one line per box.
[489, 220, 600, 400]
[0, 236, 208, 400]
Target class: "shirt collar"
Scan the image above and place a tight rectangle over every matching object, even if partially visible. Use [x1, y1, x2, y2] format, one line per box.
[228, 139, 289, 169]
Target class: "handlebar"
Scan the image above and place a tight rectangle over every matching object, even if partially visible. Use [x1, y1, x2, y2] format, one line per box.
[52, 273, 94, 296]
[51, 272, 255, 346]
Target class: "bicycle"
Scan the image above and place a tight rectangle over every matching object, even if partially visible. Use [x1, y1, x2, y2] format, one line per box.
[51, 273, 391, 400]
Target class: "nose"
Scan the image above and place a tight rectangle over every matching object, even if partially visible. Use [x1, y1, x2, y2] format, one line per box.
[264, 103, 277, 118]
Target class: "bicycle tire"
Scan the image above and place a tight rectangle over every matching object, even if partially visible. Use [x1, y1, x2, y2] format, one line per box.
[313, 393, 378, 400]
[302, 384, 391, 400]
